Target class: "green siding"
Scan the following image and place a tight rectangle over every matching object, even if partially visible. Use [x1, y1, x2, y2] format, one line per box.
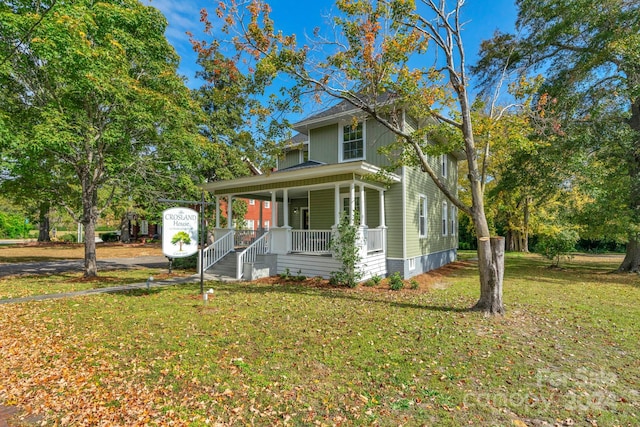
[365, 189, 380, 228]
[279, 150, 301, 170]
[365, 119, 395, 168]
[309, 189, 335, 229]
[384, 181, 404, 259]
[309, 125, 338, 164]
[404, 155, 458, 258]
[306, 120, 396, 168]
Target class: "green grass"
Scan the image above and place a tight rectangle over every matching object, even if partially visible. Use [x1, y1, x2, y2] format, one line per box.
[0, 268, 177, 300]
[1, 253, 639, 426]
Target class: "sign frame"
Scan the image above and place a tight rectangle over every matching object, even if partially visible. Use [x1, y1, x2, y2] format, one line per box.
[162, 207, 199, 258]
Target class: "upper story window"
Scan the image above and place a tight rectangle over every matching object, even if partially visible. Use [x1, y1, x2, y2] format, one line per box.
[340, 121, 365, 162]
[264, 201, 271, 208]
[249, 199, 255, 205]
[441, 154, 448, 178]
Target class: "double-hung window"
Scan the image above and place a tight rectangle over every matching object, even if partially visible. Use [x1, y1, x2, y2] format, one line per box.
[450, 205, 456, 236]
[441, 154, 448, 178]
[419, 195, 427, 237]
[442, 201, 448, 236]
[341, 122, 364, 161]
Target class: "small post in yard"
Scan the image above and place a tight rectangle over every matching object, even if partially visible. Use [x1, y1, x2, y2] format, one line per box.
[199, 191, 205, 295]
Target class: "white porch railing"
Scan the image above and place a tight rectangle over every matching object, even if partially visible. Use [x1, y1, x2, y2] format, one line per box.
[237, 231, 271, 279]
[291, 230, 332, 254]
[201, 230, 234, 273]
[367, 228, 385, 253]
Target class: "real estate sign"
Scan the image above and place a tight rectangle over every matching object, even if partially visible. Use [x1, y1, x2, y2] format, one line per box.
[162, 207, 199, 258]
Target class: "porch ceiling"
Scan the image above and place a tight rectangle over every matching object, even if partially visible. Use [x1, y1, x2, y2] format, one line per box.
[202, 161, 400, 196]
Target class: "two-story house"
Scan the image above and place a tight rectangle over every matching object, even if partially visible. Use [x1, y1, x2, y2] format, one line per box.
[201, 100, 461, 281]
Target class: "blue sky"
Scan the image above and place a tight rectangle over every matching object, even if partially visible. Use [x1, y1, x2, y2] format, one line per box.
[146, 0, 518, 88]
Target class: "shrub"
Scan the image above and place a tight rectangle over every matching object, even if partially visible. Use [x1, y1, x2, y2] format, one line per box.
[329, 213, 362, 288]
[279, 268, 292, 280]
[101, 232, 119, 242]
[0, 212, 29, 238]
[410, 279, 419, 290]
[365, 274, 382, 287]
[60, 233, 77, 243]
[389, 271, 404, 291]
[535, 229, 579, 267]
[171, 254, 197, 270]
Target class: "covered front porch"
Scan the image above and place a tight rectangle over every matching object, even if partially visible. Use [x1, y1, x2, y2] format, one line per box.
[200, 161, 400, 280]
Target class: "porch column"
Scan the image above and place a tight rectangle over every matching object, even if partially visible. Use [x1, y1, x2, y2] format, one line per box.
[379, 189, 385, 227]
[349, 183, 355, 225]
[359, 184, 366, 226]
[215, 196, 220, 229]
[271, 191, 277, 227]
[259, 201, 264, 231]
[334, 184, 341, 226]
[283, 188, 289, 227]
[227, 195, 233, 229]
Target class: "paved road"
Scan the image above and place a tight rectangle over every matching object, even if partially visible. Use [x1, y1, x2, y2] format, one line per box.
[0, 256, 169, 278]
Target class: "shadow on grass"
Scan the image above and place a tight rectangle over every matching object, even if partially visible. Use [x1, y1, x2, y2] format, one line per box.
[108, 288, 164, 297]
[200, 281, 473, 313]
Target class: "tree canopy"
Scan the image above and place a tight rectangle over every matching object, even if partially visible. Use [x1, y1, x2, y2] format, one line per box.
[0, 0, 200, 276]
[474, 0, 640, 271]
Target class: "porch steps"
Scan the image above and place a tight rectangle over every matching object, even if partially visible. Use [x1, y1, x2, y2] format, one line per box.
[205, 252, 237, 278]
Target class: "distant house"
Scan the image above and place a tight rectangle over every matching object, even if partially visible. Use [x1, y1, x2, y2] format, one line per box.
[201, 99, 461, 280]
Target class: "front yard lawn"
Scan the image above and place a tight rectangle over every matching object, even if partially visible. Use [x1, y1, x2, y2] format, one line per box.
[0, 253, 638, 426]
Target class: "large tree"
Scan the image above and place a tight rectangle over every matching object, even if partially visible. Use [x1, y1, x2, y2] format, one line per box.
[0, 0, 198, 276]
[474, 0, 640, 271]
[209, 0, 506, 314]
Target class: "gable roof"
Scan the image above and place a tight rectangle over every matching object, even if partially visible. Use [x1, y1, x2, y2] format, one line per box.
[293, 93, 398, 132]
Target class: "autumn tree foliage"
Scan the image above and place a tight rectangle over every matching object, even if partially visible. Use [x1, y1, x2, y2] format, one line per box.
[475, 0, 640, 271]
[208, 0, 506, 314]
[0, 0, 199, 276]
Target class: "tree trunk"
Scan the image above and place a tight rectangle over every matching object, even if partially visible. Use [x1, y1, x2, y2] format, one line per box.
[472, 236, 505, 315]
[81, 177, 98, 278]
[618, 97, 640, 272]
[120, 214, 131, 243]
[618, 234, 640, 273]
[37, 202, 50, 242]
[522, 196, 530, 252]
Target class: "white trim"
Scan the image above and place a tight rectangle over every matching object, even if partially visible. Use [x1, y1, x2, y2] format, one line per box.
[450, 204, 456, 236]
[419, 194, 427, 238]
[442, 201, 448, 236]
[338, 120, 366, 163]
[441, 154, 448, 178]
[401, 166, 407, 260]
[203, 160, 400, 193]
